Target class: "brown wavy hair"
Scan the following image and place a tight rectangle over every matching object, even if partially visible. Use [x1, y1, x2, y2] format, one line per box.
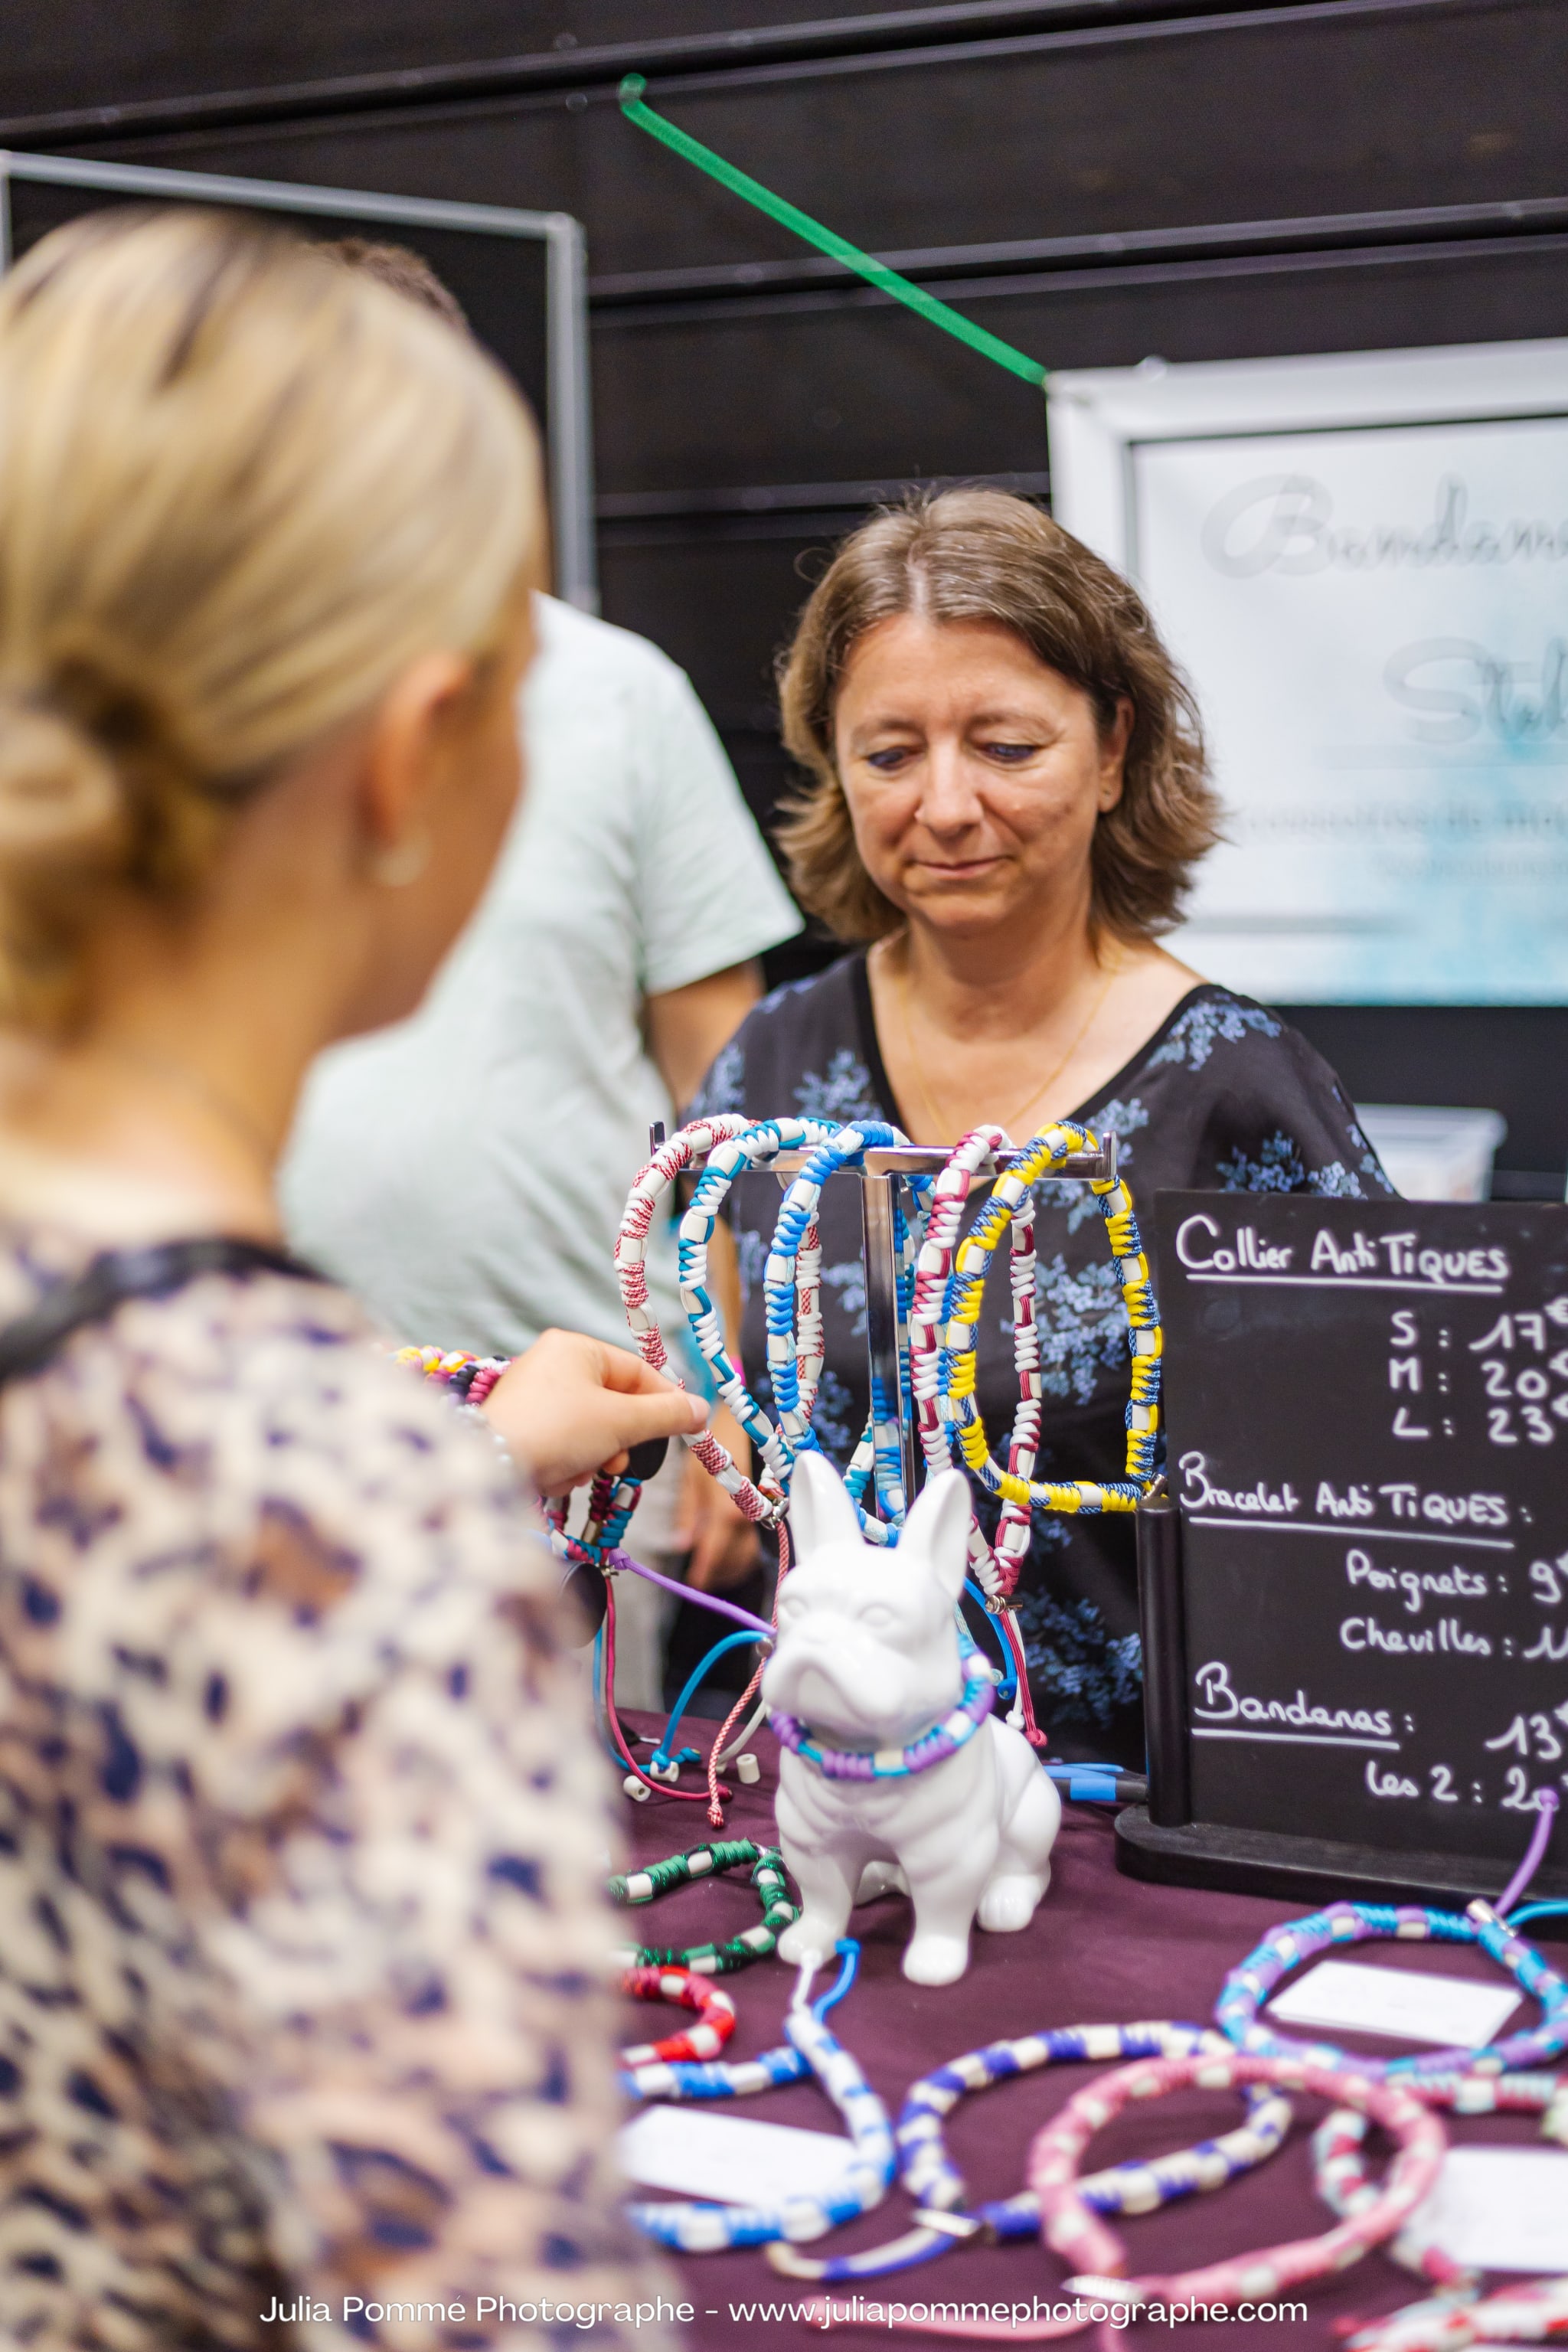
[776, 487, 1220, 942]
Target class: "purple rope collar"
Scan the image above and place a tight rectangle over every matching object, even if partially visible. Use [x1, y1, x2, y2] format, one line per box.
[770, 1651, 996, 1782]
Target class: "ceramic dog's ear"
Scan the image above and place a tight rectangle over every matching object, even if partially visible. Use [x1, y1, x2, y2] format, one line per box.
[788, 1446, 864, 1560]
[898, 1468, 972, 1602]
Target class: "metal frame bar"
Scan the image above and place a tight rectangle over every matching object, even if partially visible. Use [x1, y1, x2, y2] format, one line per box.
[597, 469, 1053, 522]
[590, 192, 1568, 305]
[595, 225, 1568, 338]
[0, 150, 598, 611]
[602, 0, 1509, 108]
[544, 213, 598, 615]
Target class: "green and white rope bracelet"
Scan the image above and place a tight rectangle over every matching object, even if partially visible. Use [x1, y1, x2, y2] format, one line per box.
[609, 1838, 799, 1975]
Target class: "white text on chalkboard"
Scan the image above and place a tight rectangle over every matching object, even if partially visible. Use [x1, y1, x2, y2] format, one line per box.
[1174, 1212, 1509, 1292]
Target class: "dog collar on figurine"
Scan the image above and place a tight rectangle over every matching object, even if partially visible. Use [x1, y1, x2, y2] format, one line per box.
[769, 1645, 996, 1781]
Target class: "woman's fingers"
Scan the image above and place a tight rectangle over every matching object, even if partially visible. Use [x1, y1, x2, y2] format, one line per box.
[590, 1339, 695, 1398]
[603, 1383, 710, 1449]
[481, 1328, 764, 1584]
[481, 1331, 704, 1495]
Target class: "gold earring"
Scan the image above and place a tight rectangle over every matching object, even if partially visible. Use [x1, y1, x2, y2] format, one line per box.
[368, 826, 430, 888]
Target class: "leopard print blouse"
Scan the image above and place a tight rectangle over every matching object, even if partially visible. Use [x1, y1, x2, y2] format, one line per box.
[0, 1233, 673, 2350]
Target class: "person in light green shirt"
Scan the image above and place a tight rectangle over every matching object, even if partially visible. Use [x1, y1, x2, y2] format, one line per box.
[283, 590, 802, 1693]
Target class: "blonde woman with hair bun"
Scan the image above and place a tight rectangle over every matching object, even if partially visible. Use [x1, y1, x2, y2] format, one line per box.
[0, 207, 702, 2348]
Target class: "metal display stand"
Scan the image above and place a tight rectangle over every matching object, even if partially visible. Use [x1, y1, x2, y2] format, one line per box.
[665, 1129, 1119, 1517]
[0, 150, 597, 613]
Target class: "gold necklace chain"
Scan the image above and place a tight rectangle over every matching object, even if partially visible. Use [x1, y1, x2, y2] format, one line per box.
[889, 937, 1121, 1146]
[96, 1039, 276, 1169]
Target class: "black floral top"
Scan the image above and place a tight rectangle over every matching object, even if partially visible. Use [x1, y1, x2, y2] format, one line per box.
[691, 956, 1393, 1768]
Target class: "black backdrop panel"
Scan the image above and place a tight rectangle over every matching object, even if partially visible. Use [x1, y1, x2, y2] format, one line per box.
[0, 2, 803, 122]
[593, 300, 1050, 495]
[51, 3, 1568, 277]
[1282, 1010, 1568, 1190]
[5, 0, 1565, 1165]
[580, 8, 1568, 266]
[589, 238, 1568, 493]
[596, 524, 836, 736]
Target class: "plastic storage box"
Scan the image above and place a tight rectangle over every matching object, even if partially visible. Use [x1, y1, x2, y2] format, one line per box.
[1354, 1104, 1508, 1202]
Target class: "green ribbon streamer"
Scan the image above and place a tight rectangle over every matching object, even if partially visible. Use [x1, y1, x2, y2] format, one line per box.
[619, 74, 1047, 390]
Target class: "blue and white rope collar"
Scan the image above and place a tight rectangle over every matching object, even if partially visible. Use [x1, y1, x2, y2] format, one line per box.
[626, 1942, 894, 2252]
[768, 2018, 1291, 2282]
[619, 1939, 858, 2102]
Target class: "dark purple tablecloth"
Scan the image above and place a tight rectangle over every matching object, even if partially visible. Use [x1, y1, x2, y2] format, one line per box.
[616, 1717, 1556, 2351]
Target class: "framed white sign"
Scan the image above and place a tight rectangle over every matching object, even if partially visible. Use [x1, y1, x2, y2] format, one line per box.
[1047, 338, 1568, 1003]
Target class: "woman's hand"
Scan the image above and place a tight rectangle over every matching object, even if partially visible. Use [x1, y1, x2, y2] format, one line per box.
[482, 1330, 707, 1497]
[674, 1400, 762, 1591]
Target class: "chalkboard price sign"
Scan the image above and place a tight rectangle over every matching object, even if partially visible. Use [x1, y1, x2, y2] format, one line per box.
[1116, 1193, 1568, 1913]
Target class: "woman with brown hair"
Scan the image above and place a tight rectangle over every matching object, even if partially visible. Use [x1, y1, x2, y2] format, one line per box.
[691, 488, 1390, 1766]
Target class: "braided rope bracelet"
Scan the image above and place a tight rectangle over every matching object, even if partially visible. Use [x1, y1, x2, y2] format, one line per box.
[768, 2019, 1292, 2284]
[1347, 2275, 1568, 2352]
[609, 1840, 798, 1975]
[620, 1937, 858, 2103]
[599, 1576, 733, 1808]
[703, 1116, 1047, 1743]
[763, 1123, 931, 1535]
[621, 1112, 968, 1802]
[1315, 2066, 1568, 2302]
[1031, 2048, 1447, 2314]
[676, 1116, 923, 1543]
[627, 1949, 897, 2252]
[698, 1514, 792, 1828]
[1217, 1897, 1568, 2078]
[618, 1112, 838, 1533]
[907, 1122, 1162, 1607]
[909, 1124, 1039, 1608]
[618, 1963, 737, 2066]
[391, 1344, 511, 1407]
[769, 1628, 997, 1782]
[548, 1116, 842, 1816]
[799, 2049, 1449, 2342]
[1315, 2106, 1478, 2305]
[389, 1342, 652, 1583]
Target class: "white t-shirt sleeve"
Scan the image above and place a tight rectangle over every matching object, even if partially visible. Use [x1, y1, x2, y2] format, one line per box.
[634, 660, 803, 997]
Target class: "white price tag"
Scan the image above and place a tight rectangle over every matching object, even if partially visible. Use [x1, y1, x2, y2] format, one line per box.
[1406, 2148, 1568, 2272]
[616, 2106, 856, 2208]
[1265, 1958, 1521, 2048]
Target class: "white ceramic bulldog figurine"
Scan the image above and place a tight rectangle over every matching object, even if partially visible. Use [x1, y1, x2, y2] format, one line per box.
[766, 1452, 1060, 1986]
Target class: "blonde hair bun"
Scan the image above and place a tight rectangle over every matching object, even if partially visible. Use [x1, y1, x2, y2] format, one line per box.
[0, 697, 123, 868]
